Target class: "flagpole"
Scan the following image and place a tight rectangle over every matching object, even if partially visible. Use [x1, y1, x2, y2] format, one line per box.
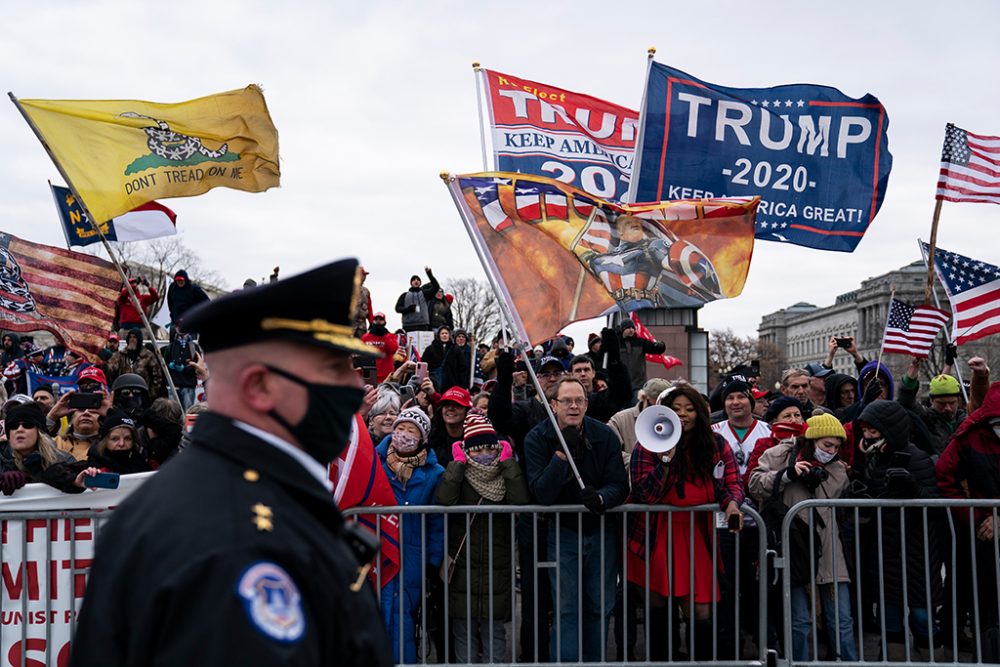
[473, 62, 490, 171]
[468, 333, 477, 390]
[48, 180, 73, 250]
[624, 47, 656, 205]
[10, 93, 181, 403]
[442, 172, 585, 488]
[923, 199, 944, 304]
[876, 286, 895, 371]
[917, 239, 969, 402]
[442, 172, 520, 347]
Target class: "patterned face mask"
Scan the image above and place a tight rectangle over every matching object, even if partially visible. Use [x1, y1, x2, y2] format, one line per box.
[860, 436, 886, 454]
[468, 448, 500, 466]
[391, 430, 421, 454]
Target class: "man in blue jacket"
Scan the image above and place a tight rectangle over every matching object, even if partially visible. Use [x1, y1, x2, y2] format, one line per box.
[525, 377, 629, 662]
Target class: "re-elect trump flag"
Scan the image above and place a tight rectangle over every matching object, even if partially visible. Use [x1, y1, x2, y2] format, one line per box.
[51, 184, 176, 247]
[0, 232, 120, 359]
[446, 172, 757, 345]
[481, 69, 637, 202]
[13, 86, 279, 223]
[630, 62, 891, 252]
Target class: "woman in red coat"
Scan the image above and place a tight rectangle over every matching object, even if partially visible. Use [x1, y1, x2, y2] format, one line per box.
[626, 383, 743, 661]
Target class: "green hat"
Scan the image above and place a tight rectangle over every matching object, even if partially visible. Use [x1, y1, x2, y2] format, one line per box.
[804, 413, 846, 441]
[929, 374, 961, 397]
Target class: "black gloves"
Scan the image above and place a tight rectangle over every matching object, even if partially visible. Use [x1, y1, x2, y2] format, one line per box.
[784, 462, 800, 482]
[945, 343, 958, 366]
[579, 486, 605, 515]
[862, 378, 883, 405]
[496, 351, 515, 382]
[884, 468, 916, 497]
[600, 328, 621, 365]
[0, 470, 27, 496]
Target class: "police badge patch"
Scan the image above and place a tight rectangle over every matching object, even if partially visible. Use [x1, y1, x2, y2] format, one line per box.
[237, 561, 306, 643]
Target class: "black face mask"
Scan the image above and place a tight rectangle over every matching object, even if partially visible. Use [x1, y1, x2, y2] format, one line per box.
[116, 395, 146, 419]
[264, 365, 364, 464]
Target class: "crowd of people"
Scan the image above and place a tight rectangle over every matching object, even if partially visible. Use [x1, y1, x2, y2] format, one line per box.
[1, 264, 999, 665]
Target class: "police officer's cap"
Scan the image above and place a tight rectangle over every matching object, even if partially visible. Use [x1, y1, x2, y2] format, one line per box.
[181, 259, 378, 357]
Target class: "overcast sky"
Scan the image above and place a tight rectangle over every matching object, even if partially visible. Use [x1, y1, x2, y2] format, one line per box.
[3, 1, 999, 344]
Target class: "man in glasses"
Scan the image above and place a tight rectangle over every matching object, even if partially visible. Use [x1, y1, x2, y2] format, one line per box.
[524, 376, 629, 662]
[487, 352, 567, 660]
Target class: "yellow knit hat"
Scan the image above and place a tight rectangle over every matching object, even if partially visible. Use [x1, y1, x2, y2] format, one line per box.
[804, 413, 846, 441]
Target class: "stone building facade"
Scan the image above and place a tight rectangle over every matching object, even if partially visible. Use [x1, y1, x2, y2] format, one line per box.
[758, 260, 1000, 388]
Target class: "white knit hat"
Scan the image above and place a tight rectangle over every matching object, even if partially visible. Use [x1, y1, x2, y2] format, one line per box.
[393, 407, 430, 442]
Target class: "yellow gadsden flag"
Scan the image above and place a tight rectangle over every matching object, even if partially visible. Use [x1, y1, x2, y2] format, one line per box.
[15, 85, 279, 223]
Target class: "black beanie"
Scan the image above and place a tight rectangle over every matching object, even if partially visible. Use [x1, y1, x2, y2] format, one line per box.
[99, 408, 139, 439]
[5, 403, 47, 433]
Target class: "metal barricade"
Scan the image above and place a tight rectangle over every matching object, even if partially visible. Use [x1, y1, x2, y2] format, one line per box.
[0, 510, 111, 667]
[778, 498, 1000, 666]
[344, 502, 769, 666]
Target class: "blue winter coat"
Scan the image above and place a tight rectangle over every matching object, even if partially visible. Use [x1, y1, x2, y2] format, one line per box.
[376, 436, 445, 663]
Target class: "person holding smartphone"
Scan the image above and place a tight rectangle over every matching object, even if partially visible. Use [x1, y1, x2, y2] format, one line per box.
[749, 414, 857, 662]
[0, 402, 99, 495]
[857, 400, 946, 660]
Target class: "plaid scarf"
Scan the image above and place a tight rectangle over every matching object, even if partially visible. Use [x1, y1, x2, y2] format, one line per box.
[386, 447, 428, 488]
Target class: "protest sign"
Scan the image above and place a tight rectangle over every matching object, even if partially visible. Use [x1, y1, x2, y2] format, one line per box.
[0, 474, 151, 666]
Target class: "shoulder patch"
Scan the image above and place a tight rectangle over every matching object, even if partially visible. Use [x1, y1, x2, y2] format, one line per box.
[236, 561, 305, 643]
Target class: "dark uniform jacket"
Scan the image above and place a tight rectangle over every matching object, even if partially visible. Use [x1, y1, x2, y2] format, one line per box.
[70, 412, 391, 667]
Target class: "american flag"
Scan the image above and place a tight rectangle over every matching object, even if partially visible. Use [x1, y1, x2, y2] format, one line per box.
[937, 124, 1000, 204]
[0, 232, 119, 360]
[881, 297, 950, 357]
[922, 242, 1000, 344]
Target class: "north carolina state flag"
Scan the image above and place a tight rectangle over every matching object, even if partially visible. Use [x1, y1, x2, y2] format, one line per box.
[330, 415, 400, 586]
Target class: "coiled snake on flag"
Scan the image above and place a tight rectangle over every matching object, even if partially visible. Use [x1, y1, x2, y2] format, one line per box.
[120, 112, 228, 162]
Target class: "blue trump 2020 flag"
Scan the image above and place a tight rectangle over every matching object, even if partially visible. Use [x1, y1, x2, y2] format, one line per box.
[629, 62, 892, 252]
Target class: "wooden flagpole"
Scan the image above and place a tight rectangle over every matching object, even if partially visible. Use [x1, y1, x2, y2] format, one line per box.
[923, 199, 944, 304]
[10, 92, 180, 403]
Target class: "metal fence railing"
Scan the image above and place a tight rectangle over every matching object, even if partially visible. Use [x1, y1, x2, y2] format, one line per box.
[2, 500, 998, 666]
[344, 503, 769, 666]
[779, 498, 1000, 666]
[0, 510, 112, 667]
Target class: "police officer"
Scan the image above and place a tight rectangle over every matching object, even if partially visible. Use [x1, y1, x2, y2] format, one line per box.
[71, 259, 392, 667]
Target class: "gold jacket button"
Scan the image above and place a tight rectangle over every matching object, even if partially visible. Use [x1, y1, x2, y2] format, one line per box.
[243, 469, 260, 482]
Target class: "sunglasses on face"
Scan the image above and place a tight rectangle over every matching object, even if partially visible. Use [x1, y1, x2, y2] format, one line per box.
[7, 422, 36, 431]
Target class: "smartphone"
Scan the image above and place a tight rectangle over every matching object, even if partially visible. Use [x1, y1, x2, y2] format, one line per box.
[890, 451, 911, 468]
[361, 366, 378, 385]
[414, 362, 428, 382]
[68, 392, 102, 410]
[728, 513, 743, 532]
[836, 337, 853, 349]
[84, 472, 120, 489]
[750, 359, 760, 375]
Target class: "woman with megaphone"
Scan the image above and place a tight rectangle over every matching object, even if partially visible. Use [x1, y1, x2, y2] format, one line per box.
[625, 383, 744, 661]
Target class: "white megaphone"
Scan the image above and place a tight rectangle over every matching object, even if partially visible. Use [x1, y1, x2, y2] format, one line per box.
[634, 404, 682, 457]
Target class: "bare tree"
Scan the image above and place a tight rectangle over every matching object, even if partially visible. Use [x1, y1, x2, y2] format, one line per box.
[709, 328, 758, 381]
[444, 277, 502, 344]
[88, 237, 226, 316]
[757, 338, 786, 391]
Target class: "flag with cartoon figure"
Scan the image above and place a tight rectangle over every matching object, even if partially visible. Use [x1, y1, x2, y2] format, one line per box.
[446, 172, 757, 344]
[13, 86, 279, 223]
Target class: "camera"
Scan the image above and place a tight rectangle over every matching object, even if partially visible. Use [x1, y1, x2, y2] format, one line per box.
[801, 465, 829, 490]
